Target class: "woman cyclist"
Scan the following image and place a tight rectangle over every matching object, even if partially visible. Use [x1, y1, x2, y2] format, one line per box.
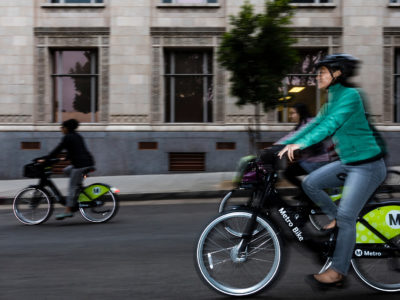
[40, 119, 95, 220]
[278, 54, 387, 289]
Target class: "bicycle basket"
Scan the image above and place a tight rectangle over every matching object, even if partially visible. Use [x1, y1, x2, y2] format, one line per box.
[23, 163, 45, 178]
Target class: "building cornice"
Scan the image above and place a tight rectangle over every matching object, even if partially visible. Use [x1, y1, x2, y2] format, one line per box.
[290, 27, 342, 36]
[0, 124, 398, 132]
[34, 27, 110, 36]
[384, 27, 400, 35]
[150, 27, 225, 36]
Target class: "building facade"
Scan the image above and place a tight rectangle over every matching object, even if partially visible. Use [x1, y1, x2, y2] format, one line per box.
[1, 0, 400, 178]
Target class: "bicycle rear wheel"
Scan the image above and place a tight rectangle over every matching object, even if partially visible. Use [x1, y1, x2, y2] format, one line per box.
[351, 245, 400, 292]
[195, 210, 282, 296]
[79, 184, 119, 223]
[13, 187, 52, 225]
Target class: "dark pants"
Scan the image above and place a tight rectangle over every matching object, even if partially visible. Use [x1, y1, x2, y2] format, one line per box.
[283, 162, 307, 188]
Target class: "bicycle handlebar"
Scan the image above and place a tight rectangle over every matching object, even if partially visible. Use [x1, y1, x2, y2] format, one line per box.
[33, 157, 61, 165]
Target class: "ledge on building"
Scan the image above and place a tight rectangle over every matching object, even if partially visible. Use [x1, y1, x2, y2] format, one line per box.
[388, 3, 400, 8]
[40, 3, 105, 8]
[156, 3, 220, 8]
[291, 3, 336, 8]
[34, 27, 110, 36]
[150, 26, 225, 36]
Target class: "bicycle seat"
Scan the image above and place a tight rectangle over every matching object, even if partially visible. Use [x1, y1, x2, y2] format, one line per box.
[83, 167, 96, 175]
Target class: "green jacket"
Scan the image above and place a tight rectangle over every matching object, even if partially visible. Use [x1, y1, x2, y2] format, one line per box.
[283, 83, 382, 164]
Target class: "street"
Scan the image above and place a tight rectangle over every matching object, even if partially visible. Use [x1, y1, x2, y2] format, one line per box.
[0, 199, 399, 300]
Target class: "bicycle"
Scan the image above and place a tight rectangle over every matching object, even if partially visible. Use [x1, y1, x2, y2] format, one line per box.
[219, 159, 400, 230]
[195, 158, 400, 296]
[13, 158, 120, 225]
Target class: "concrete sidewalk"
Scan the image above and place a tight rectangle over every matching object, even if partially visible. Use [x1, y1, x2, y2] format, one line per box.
[0, 172, 244, 203]
[1, 166, 398, 204]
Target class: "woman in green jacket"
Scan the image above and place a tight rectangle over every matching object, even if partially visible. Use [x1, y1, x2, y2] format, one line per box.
[278, 54, 386, 289]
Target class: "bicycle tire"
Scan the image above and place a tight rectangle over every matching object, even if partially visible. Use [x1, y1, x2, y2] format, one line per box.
[195, 210, 283, 296]
[13, 187, 53, 225]
[79, 183, 119, 223]
[352, 246, 400, 293]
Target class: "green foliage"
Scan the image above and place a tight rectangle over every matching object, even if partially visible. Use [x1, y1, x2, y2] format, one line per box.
[218, 0, 298, 112]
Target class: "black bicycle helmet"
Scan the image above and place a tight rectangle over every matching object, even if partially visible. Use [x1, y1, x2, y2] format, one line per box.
[316, 53, 360, 79]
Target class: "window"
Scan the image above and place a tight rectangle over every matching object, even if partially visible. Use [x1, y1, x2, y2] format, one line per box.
[50, 0, 103, 3]
[395, 49, 400, 122]
[161, 0, 217, 4]
[390, 0, 400, 3]
[164, 49, 213, 123]
[52, 50, 98, 123]
[290, 0, 331, 3]
[279, 49, 328, 122]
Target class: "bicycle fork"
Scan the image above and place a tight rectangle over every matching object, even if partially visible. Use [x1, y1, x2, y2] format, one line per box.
[236, 186, 269, 256]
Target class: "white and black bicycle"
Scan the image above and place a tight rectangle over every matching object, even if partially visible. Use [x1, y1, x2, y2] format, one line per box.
[195, 159, 400, 296]
[13, 158, 119, 225]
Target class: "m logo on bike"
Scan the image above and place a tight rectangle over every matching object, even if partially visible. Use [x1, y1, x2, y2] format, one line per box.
[92, 187, 101, 195]
[386, 211, 400, 229]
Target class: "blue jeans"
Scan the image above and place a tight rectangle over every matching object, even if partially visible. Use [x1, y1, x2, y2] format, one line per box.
[302, 159, 387, 275]
[299, 160, 329, 173]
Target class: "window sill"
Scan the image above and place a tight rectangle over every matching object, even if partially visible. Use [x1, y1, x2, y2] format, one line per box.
[291, 3, 336, 8]
[157, 3, 220, 8]
[41, 4, 105, 8]
[388, 3, 400, 8]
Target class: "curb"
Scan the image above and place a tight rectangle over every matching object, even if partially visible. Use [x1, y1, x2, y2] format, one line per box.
[0, 187, 298, 205]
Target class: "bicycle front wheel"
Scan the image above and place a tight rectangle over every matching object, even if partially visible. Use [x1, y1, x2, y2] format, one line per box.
[13, 187, 52, 225]
[79, 184, 119, 223]
[195, 210, 282, 296]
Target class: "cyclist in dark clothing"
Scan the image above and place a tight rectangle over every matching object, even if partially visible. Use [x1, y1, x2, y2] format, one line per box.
[41, 119, 95, 220]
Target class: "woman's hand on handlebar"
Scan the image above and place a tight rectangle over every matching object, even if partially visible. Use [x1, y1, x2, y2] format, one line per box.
[278, 144, 301, 162]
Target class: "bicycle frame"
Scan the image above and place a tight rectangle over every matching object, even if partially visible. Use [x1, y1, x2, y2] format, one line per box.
[31, 174, 66, 205]
[29, 171, 99, 208]
[237, 168, 400, 260]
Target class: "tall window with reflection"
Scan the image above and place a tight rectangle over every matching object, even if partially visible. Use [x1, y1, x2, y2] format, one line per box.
[279, 49, 327, 122]
[164, 49, 213, 123]
[52, 50, 98, 123]
[395, 49, 400, 122]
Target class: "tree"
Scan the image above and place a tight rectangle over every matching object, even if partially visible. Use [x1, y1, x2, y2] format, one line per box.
[218, 0, 298, 127]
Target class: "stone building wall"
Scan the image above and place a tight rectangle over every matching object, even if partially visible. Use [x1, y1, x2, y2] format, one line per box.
[1, 1, 400, 178]
[0, 0, 35, 123]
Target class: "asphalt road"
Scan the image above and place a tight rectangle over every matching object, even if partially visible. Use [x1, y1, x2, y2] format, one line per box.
[0, 199, 399, 300]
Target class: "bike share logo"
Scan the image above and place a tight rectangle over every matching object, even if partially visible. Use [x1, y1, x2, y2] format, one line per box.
[386, 210, 400, 229]
[92, 187, 101, 195]
[354, 249, 382, 257]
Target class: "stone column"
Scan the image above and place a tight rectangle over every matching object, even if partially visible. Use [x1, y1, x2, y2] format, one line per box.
[342, 0, 384, 121]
